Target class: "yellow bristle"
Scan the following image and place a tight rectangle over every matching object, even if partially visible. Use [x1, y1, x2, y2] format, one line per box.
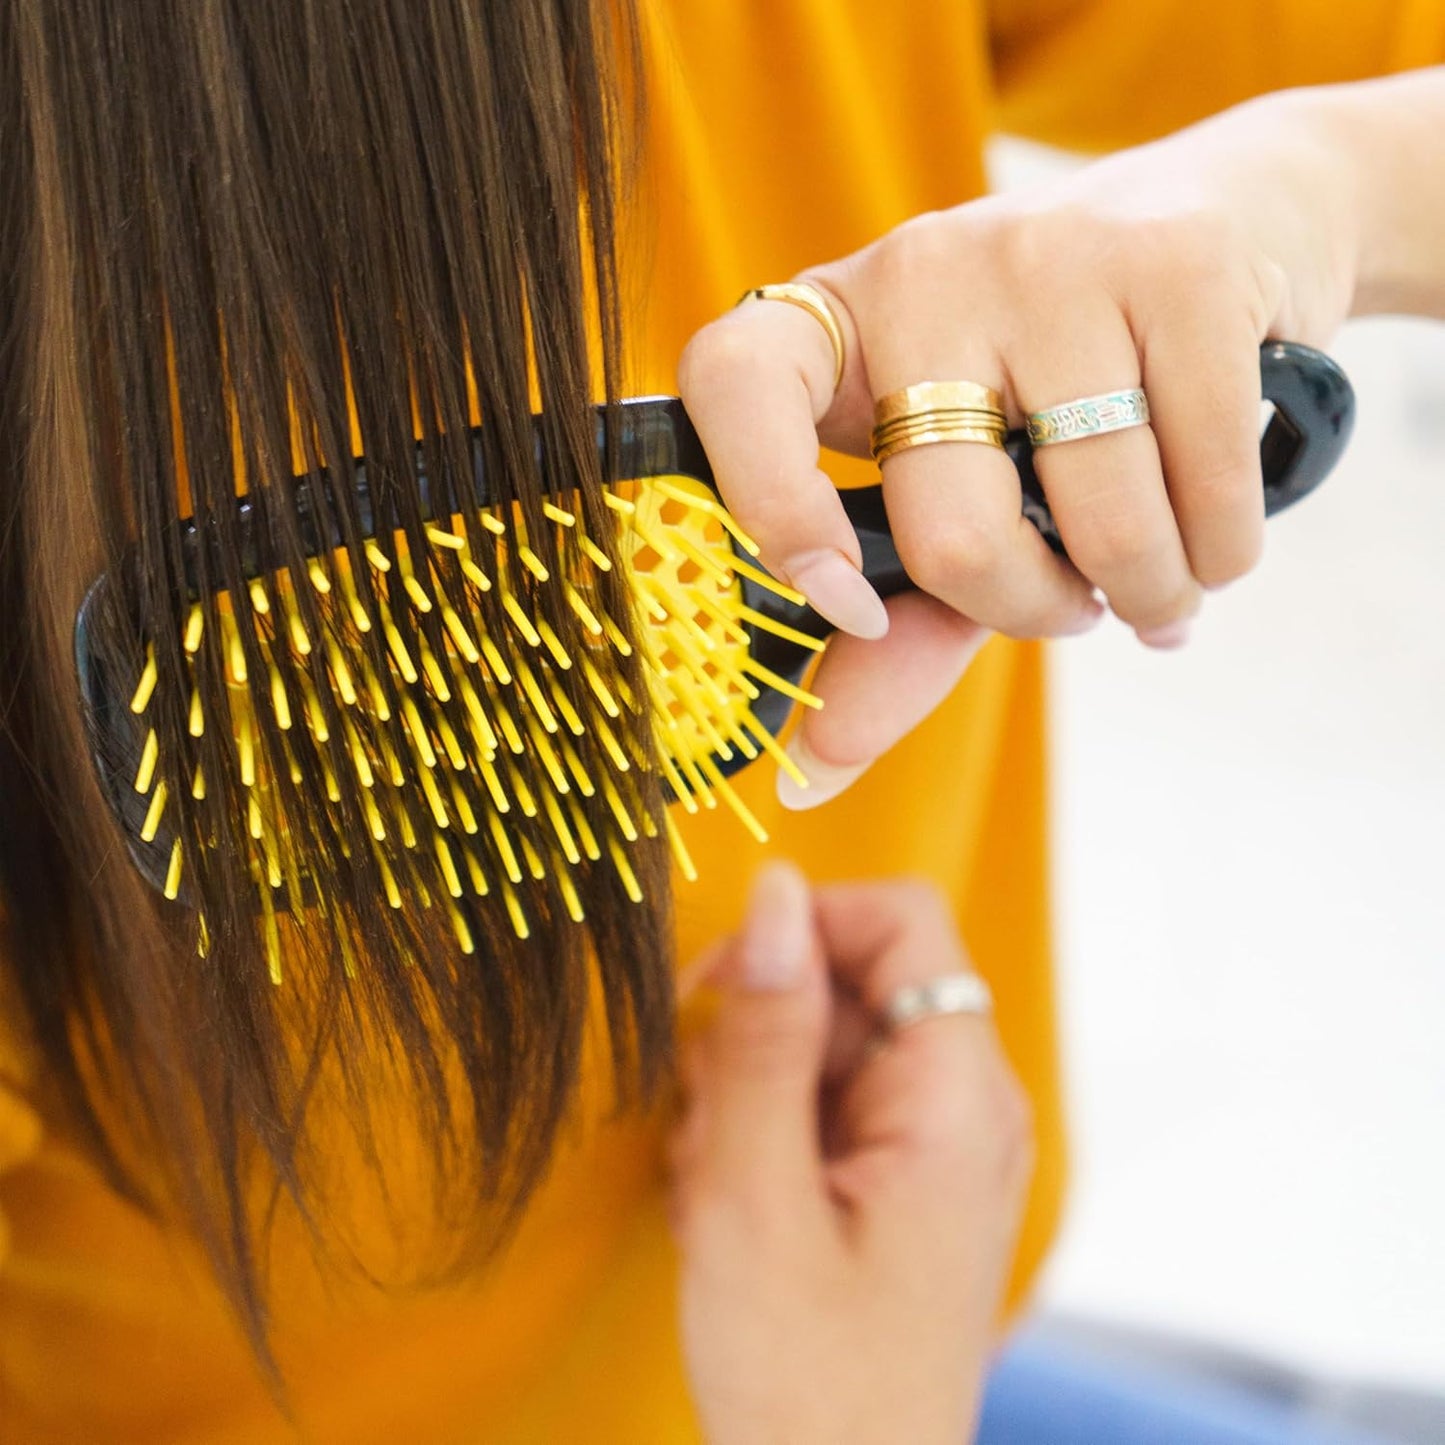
[248, 794, 264, 841]
[524, 719, 570, 796]
[325, 642, 358, 706]
[458, 677, 499, 755]
[376, 853, 403, 910]
[601, 776, 639, 842]
[365, 542, 392, 573]
[361, 790, 387, 842]
[487, 811, 524, 885]
[463, 845, 490, 896]
[402, 570, 433, 613]
[566, 796, 602, 861]
[163, 839, 185, 900]
[287, 607, 312, 657]
[536, 619, 572, 670]
[249, 579, 272, 615]
[502, 886, 530, 940]
[308, 559, 333, 594]
[134, 729, 160, 794]
[500, 590, 542, 649]
[510, 771, 539, 820]
[479, 635, 512, 685]
[321, 758, 342, 803]
[338, 928, 359, 980]
[395, 802, 419, 850]
[448, 778, 479, 835]
[130, 648, 159, 714]
[653, 480, 762, 558]
[603, 492, 636, 517]
[665, 814, 699, 882]
[461, 556, 493, 592]
[737, 605, 828, 654]
[668, 675, 733, 760]
[238, 711, 257, 787]
[513, 659, 558, 734]
[557, 870, 586, 923]
[440, 603, 481, 664]
[698, 756, 769, 843]
[378, 732, 407, 786]
[521, 835, 546, 882]
[226, 626, 249, 684]
[361, 658, 392, 721]
[299, 672, 329, 743]
[479, 511, 508, 537]
[608, 839, 643, 904]
[563, 584, 603, 635]
[715, 551, 809, 608]
[140, 780, 168, 843]
[577, 534, 613, 572]
[600, 612, 633, 657]
[419, 641, 452, 702]
[426, 526, 466, 551]
[418, 766, 451, 829]
[658, 749, 700, 815]
[592, 715, 631, 774]
[722, 716, 761, 762]
[435, 713, 467, 771]
[547, 680, 586, 738]
[187, 688, 205, 738]
[183, 603, 205, 654]
[543, 502, 576, 527]
[665, 525, 736, 588]
[382, 618, 419, 683]
[578, 655, 621, 718]
[741, 658, 825, 709]
[559, 737, 597, 798]
[197, 913, 211, 959]
[269, 665, 293, 730]
[479, 758, 511, 813]
[517, 544, 550, 583]
[435, 835, 464, 898]
[344, 723, 376, 788]
[400, 696, 438, 769]
[262, 898, 283, 986]
[541, 789, 581, 866]
[449, 903, 476, 954]
[675, 748, 718, 810]
[191, 765, 207, 801]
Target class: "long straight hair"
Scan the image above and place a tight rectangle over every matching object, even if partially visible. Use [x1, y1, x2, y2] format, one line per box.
[0, 0, 665, 1363]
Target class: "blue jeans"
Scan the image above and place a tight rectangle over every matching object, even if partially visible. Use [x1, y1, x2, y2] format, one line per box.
[977, 1336, 1395, 1445]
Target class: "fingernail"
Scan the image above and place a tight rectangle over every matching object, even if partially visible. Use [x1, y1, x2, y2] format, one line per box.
[1064, 599, 1107, 636]
[785, 550, 889, 640]
[776, 735, 870, 811]
[739, 861, 812, 991]
[1137, 619, 1192, 649]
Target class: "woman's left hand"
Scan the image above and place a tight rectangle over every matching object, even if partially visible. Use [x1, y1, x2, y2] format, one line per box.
[671, 864, 1033, 1444]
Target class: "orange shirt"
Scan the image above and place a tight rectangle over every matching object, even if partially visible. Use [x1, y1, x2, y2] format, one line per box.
[2, 3, 1441, 1440]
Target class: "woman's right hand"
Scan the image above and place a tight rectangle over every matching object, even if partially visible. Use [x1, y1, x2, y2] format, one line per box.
[671, 864, 1034, 1445]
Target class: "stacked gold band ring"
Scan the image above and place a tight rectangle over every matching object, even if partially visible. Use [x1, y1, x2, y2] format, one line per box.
[1026, 387, 1149, 447]
[737, 282, 846, 392]
[870, 380, 1007, 465]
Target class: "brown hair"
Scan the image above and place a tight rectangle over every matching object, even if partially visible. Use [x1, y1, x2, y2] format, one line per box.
[0, 0, 666, 1367]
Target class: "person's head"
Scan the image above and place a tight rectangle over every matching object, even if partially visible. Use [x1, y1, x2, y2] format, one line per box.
[0, 0, 662, 1363]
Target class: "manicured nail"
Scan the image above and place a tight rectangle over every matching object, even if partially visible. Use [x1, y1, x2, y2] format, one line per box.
[739, 861, 812, 991]
[776, 735, 869, 811]
[1137, 619, 1192, 649]
[1064, 599, 1107, 636]
[785, 550, 889, 640]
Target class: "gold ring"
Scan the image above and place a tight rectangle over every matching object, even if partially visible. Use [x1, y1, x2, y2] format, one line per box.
[869, 379, 1007, 465]
[737, 282, 846, 392]
[874, 380, 1005, 426]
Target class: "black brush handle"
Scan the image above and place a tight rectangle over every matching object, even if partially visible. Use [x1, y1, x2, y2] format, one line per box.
[611, 340, 1355, 611]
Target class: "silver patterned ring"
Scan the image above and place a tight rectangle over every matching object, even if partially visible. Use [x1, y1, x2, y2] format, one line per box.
[882, 973, 994, 1035]
[1027, 387, 1150, 447]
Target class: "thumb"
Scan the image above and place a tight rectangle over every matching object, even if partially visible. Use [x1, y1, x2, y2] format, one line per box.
[688, 861, 832, 1215]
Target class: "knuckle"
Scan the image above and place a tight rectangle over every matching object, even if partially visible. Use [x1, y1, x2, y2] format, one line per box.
[676, 318, 756, 399]
[861, 211, 956, 296]
[898, 514, 1006, 596]
[882, 875, 953, 930]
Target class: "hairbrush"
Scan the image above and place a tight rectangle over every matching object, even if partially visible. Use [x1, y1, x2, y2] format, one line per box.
[75, 341, 1353, 954]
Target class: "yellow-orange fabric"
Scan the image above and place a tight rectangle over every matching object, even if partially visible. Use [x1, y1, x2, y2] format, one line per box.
[2, 3, 1441, 1440]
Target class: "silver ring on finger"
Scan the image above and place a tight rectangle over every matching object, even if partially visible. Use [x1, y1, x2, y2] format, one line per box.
[882, 972, 994, 1035]
[1026, 387, 1150, 447]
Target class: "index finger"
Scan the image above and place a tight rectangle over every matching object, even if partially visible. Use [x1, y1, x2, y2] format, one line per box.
[677, 289, 889, 640]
